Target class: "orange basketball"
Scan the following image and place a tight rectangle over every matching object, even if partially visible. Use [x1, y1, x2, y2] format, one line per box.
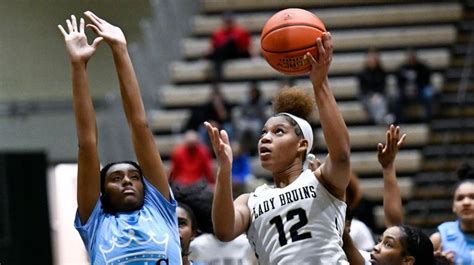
[261, 8, 326, 76]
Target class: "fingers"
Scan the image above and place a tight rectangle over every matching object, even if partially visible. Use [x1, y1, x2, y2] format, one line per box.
[66, 19, 73, 33]
[377, 142, 384, 155]
[398, 133, 407, 148]
[305, 52, 317, 67]
[86, 24, 101, 35]
[57, 25, 67, 37]
[316, 37, 325, 61]
[84, 11, 105, 26]
[220, 130, 230, 145]
[91, 37, 104, 49]
[79, 17, 85, 34]
[322, 32, 332, 55]
[71, 15, 78, 32]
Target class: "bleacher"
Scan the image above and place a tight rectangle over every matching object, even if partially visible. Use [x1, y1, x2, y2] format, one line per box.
[149, 0, 470, 231]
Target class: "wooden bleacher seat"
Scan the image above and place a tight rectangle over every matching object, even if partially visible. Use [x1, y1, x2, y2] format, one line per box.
[158, 149, 420, 181]
[149, 100, 369, 133]
[314, 124, 429, 149]
[158, 77, 358, 107]
[170, 48, 451, 83]
[196, 2, 462, 31]
[153, 126, 423, 164]
[183, 25, 457, 59]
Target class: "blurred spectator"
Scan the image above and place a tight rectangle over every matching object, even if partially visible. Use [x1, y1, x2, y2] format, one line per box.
[395, 49, 434, 122]
[231, 141, 254, 197]
[199, 86, 234, 147]
[235, 83, 268, 155]
[207, 11, 251, 83]
[171, 130, 215, 186]
[358, 49, 393, 125]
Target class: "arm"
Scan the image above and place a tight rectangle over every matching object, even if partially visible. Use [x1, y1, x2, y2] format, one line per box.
[58, 15, 103, 223]
[430, 232, 442, 251]
[342, 225, 366, 265]
[378, 125, 406, 226]
[84, 11, 170, 199]
[307, 33, 351, 200]
[205, 121, 250, 241]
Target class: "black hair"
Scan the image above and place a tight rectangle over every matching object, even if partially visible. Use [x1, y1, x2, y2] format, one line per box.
[396, 225, 434, 265]
[172, 182, 214, 234]
[178, 202, 198, 233]
[453, 160, 474, 193]
[99, 160, 145, 214]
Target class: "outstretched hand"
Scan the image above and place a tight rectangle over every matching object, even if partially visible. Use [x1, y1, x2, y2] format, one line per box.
[58, 15, 103, 63]
[204, 121, 233, 169]
[377, 124, 406, 169]
[83, 11, 126, 47]
[306, 32, 333, 87]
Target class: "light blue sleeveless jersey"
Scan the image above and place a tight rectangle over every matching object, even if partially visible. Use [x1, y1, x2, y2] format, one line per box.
[74, 178, 182, 265]
[438, 220, 474, 265]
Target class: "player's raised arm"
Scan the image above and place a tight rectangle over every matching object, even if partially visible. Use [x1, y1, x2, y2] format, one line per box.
[307, 32, 351, 200]
[84, 11, 170, 199]
[58, 15, 103, 223]
[378, 125, 406, 226]
[205, 122, 251, 241]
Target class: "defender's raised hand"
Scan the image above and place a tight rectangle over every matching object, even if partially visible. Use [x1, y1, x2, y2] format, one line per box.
[378, 124, 407, 169]
[84, 11, 126, 47]
[58, 15, 103, 63]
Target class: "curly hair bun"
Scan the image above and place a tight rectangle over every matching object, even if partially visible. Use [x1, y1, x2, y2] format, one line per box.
[272, 86, 314, 120]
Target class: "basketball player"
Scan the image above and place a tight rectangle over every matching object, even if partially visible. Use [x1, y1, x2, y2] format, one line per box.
[58, 12, 181, 264]
[205, 32, 351, 264]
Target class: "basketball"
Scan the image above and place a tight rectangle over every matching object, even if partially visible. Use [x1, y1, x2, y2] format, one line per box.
[261, 8, 326, 76]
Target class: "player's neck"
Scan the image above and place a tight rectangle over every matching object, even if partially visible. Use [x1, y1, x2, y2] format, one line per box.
[272, 163, 303, 188]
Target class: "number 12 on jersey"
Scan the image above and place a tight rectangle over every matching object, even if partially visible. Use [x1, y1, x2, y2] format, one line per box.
[269, 208, 312, 247]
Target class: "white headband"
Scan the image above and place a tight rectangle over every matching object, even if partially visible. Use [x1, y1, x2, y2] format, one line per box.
[279, 112, 314, 169]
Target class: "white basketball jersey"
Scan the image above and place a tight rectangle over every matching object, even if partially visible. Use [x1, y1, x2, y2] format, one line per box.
[189, 234, 256, 265]
[247, 169, 348, 265]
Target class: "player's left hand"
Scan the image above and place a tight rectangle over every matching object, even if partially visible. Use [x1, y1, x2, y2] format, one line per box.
[84, 11, 127, 47]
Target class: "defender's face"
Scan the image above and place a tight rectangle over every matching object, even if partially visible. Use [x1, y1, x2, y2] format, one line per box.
[453, 182, 474, 222]
[104, 163, 144, 212]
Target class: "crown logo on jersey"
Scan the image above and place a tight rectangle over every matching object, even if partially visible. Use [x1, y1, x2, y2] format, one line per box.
[99, 229, 169, 264]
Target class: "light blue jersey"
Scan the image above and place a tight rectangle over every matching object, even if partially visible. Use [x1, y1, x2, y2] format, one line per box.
[438, 220, 474, 265]
[75, 178, 182, 265]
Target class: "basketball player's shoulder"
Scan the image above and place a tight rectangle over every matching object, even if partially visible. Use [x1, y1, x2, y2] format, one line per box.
[252, 183, 272, 196]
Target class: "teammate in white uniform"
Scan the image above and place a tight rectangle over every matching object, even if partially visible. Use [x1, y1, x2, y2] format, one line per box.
[205, 32, 351, 264]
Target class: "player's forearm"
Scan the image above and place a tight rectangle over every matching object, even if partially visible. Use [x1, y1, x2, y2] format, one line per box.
[71, 63, 98, 145]
[383, 163, 403, 226]
[110, 43, 147, 124]
[342, 231, 366, 265]
[313, 78, 350, 163]
[212, 166, 237, 241]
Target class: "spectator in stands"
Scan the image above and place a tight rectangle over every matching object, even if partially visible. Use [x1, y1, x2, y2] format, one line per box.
[59, 12, 181, 263]
[198, 86, 234, 147]
[173, 183, 257, 265]
[235, 82, 268, 155]
[430, 161, 474, 264]
[207, 11, 251, 83]
[394, 49, 434, 123]
[231, 141, 254, 197]
[358, 48, 393, 125]
[171, 130, 215, 187]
